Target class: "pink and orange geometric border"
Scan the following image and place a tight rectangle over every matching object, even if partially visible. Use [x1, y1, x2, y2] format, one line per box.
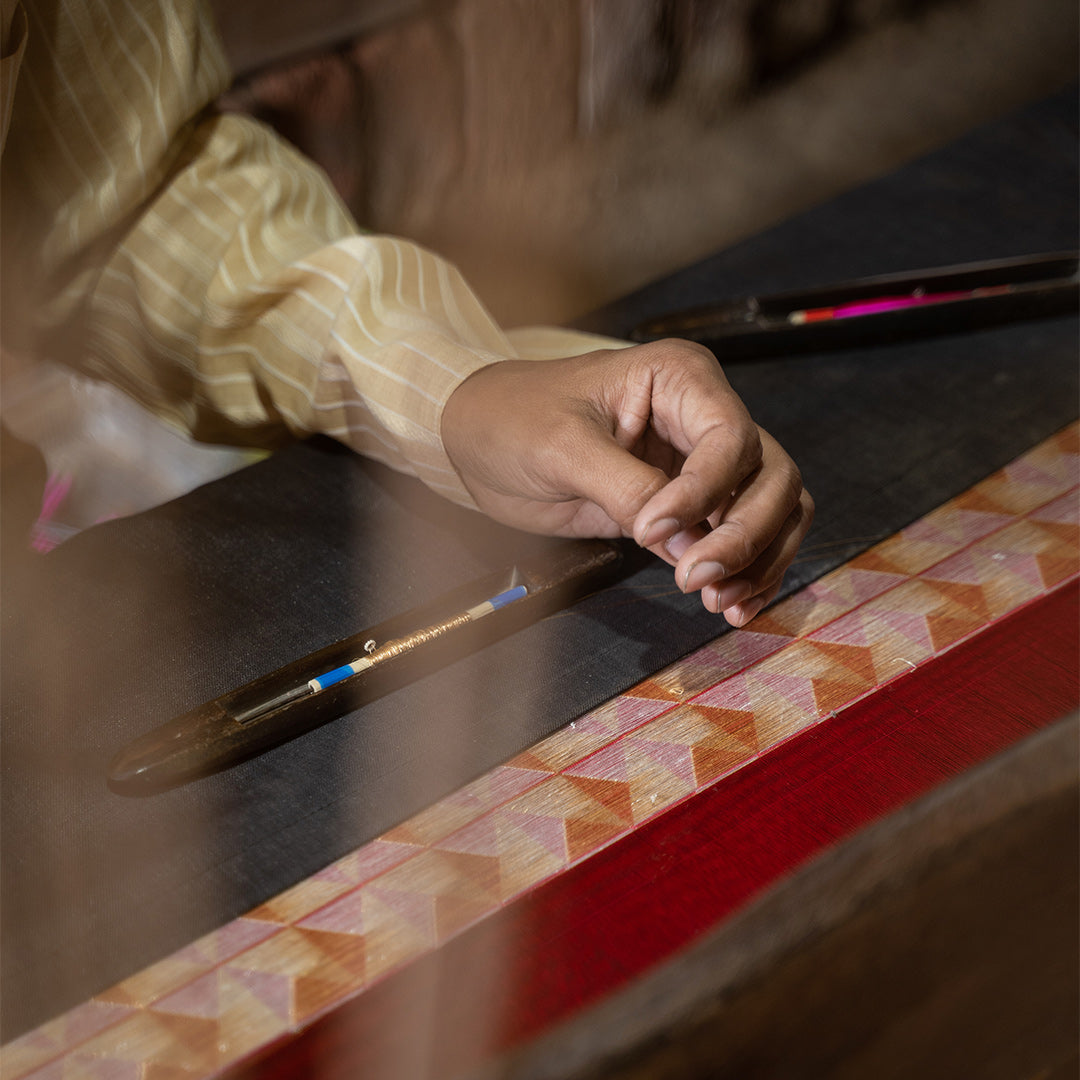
[4, 423, 1077, 1080]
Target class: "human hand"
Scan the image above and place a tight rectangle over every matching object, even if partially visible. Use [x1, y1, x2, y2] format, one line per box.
[441, 340, 813, 625]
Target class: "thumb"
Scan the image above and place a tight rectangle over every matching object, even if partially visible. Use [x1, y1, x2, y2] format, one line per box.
[557, 425, 673, 537]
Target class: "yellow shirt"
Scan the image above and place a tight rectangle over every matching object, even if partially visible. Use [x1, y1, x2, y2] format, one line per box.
[0, 0, 614, 507]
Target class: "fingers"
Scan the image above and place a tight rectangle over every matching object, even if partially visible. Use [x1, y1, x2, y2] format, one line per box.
[670, 428, 803, 582]
[440, 340, 812, 626]
[699, 488, 814, 624]
[626, 343, 764, 550]
[543, 343, 755, 540]
[632, 426, 763, 553]
[544, 345, 810, 625]
[555, 428, 676, 538]
[665, 429, 812, 621]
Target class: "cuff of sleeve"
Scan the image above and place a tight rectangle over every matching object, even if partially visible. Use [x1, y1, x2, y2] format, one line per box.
[504, 326, 631, 360]
[315, 328, 506, 511]
[387, 337, 506, 511]
[310, 235, 522, 509]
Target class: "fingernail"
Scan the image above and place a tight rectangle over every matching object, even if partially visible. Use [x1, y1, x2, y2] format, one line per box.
[727, 595, 766, 626]
[714, 579, 753, 610]
[637, 516, 680, 548]
[683, 560, 726, 593]
[664, 529, 696, 561]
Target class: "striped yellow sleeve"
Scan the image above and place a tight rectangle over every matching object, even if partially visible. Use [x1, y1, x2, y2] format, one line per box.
[1, 0, 521, 506]
[90, 111, 515, 503]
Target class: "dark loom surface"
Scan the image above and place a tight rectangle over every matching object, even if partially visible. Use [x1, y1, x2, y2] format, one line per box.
[2, 89, 1077, 1039]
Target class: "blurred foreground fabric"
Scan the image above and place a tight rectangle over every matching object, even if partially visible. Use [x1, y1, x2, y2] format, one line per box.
[217, 0, 1078, 324]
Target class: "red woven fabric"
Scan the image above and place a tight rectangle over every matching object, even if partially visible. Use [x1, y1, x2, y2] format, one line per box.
[230, 579, 1078, 1078]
